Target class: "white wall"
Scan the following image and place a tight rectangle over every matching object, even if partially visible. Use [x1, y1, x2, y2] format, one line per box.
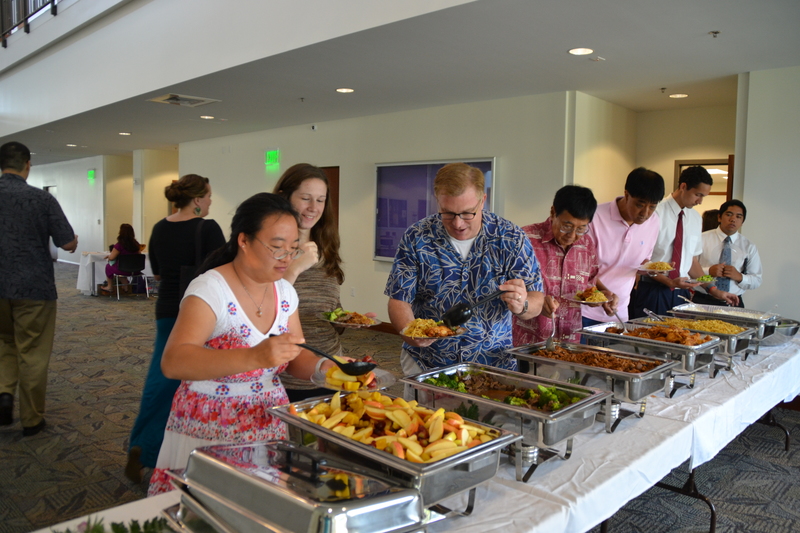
[741, 66, 800, 318]
[178, 92, 570, 321]
[0, 0, 475, 137]
[28, 156, 105, 260]
[573, 92, 638, 204]
[103, 154, 133, 246]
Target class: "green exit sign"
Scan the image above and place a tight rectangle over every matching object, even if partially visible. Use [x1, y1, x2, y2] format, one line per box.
[265, 150, 280, 166]
[87, 169, 95, 181]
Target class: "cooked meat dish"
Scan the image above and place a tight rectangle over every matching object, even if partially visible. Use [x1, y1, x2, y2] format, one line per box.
[606, 325, 712, 346]
[534, 347, 660, 373]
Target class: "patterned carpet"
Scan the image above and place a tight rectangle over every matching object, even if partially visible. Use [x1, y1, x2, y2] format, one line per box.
[0, 262, 798, 532]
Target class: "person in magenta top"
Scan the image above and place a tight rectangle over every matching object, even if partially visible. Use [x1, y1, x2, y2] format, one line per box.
[583, 168, 664, 326]
[512, 185, 617, 345]
[102, 223, 142, 292]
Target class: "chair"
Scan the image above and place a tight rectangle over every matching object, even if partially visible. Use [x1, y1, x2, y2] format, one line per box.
[112, 254, 149, 300]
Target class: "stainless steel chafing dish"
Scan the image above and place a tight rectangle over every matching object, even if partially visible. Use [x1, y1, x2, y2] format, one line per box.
[578, 321, 721, 386]
[507, 341, 679, 427]
[400, 363, 612, 482]
[164, 440, 437, 533]
[630, 315, 757, 369]
[271, 392, 520, 510]
[668, 303, 779, 353]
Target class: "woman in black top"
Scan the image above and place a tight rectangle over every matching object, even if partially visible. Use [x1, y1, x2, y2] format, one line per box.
[124, 174, 225, 483]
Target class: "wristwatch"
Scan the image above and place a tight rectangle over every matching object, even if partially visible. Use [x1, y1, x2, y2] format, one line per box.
[515, 298, 529, 316]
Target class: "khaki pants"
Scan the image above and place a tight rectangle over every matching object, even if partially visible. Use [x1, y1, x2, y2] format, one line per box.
[0, 299, 57, 427]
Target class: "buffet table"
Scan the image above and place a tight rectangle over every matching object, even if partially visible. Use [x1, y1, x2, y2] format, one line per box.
[76, 251, 153, 296]
[34, 339, 799, 533]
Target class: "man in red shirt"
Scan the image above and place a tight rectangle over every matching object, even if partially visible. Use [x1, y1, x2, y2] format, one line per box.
[512, 185, 617, 345]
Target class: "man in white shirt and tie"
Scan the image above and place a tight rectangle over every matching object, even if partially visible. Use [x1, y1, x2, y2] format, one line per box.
[693, 199, 761, 308]
[630, 166, 738, 317]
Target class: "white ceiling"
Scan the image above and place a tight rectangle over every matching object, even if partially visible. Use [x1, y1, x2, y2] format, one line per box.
[6, 0, 800, 166]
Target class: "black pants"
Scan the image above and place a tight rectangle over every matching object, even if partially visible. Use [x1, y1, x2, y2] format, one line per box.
[629, 278, 692, 319]
[692, 291, 745, 308]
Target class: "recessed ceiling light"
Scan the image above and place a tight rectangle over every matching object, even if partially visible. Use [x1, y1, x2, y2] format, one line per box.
[569, 48, 593, 56]
[200, 116, 214, 120]
[66, 144, 77, 147]
[669, 93, 689, 99]
[119, 132, 132, 136]
[336, 88, 354, 93]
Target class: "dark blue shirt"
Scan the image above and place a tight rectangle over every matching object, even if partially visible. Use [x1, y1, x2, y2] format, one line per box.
[0, 172, 75, 300]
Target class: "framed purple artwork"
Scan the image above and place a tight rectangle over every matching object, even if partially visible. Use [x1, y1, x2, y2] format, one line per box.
[374, 158, 494, 261]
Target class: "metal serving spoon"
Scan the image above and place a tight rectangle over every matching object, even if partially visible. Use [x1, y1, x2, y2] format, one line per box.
[441, 290, 507, 328]
[298, 343, 377, 376]
[613, 309, 630, 333]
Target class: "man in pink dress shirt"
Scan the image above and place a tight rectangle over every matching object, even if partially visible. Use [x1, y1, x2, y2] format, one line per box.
[583, 168, 664, 327]
[513, 185, 617, 345]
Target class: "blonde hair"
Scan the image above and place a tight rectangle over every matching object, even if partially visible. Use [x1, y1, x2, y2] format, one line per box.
[433, 163, 485, 197]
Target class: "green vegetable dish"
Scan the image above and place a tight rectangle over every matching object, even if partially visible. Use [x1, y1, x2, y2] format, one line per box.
[422, 372, 581, 413]
[696, 275, 714, 283]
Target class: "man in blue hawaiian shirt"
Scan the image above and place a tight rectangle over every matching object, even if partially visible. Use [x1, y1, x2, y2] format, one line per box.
[385, 162, 544, 375]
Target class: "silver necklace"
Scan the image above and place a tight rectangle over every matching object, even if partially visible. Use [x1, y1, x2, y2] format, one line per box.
[232, 263, 268, 317]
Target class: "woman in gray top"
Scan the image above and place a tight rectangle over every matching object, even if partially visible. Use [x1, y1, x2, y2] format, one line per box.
[274, 164, 345, 401]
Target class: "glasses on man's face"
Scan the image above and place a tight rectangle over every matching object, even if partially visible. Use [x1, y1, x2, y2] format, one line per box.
[556, 221, 589, 236]
[439, 200, 482, 221]
[254, 237, 304, 260]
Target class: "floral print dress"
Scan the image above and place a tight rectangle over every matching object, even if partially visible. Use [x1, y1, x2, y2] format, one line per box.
[148, 270, 298, 495]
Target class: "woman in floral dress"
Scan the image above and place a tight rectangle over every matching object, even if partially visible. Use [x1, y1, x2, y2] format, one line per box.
[148, 193, 335, 495]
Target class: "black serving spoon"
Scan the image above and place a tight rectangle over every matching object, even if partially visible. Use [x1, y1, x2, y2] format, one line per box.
[441, 290, 507, 329]
[298, 343, 377, 376]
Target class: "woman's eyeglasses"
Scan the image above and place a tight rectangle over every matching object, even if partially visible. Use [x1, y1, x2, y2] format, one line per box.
[254, 237, 305, 260]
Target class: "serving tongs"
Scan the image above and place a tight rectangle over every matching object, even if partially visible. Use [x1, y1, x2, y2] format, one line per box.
[643, 308, 665, 322]
[441, 289, 506, 328]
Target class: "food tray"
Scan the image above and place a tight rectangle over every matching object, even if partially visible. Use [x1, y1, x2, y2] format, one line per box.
[507, 341, 679, 404]
[578, 322, 720, 374]
[630, 317, 757, 357]
[173, 440, 434, 533]
[759, 319, 800, 347]
[401, 363, 612, 448]
[271, 392, 520, 507]
[668, 303, 779, 342]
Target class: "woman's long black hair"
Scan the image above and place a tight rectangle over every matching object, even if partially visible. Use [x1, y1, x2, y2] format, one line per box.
[197, 193, 299, 275]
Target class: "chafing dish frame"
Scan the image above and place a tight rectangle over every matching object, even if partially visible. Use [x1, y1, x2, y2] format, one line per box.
[630, 316, 757, 369]
[668, 303, 779, 354]
[272, 392, 521, 509]
[578, 321, 721, 389]
[401, 363, 613, 482]
[507, 341, 680, 429]
[168, 441, 444, 533]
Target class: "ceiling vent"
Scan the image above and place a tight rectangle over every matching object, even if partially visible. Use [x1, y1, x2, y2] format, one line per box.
[147, 93, 221, 107]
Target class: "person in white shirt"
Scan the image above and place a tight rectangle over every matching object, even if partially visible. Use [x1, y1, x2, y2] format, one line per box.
[630, 166, 738, 318]
[694, 200, 762, 308]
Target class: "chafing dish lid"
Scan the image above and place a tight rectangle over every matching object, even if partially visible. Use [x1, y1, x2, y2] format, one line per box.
[194, 441, 395, 503]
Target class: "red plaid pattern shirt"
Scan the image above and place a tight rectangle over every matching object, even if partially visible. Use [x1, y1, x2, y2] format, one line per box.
[512, 220, 600, 345]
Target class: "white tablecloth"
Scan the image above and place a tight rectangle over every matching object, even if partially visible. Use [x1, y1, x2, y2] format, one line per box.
[643, 337, 800, 468]
[76, 251, 153, 295]
[32, 340, 800, 533]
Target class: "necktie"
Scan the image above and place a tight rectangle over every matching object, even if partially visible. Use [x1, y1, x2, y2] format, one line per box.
[717, 236, 732, 291]
[669, 210, 684, 279]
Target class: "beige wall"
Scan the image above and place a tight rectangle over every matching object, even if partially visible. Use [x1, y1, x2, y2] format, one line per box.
[103, 155, 134, 247]
[178, 92, 571, 321]
[573, 92, 638, 204]
[134, 149, 179, 244]
[27, 156, 105, 261]
[741, 66, 800, 317]
[636, 105, 736, 215]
